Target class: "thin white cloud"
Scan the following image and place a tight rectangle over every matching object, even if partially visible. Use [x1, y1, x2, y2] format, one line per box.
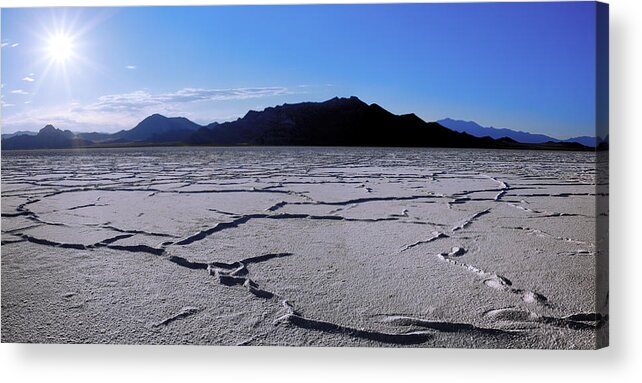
[1, 40, 19, 48]
[125, 65, 136, 70]
[0, 93, 10, 107]
[24, 101, 32, 104]
[77, 87, 291, 114]
[167, 87, 290, 102]
[22, 76, 35, 82]
[10, 89, 29, 95]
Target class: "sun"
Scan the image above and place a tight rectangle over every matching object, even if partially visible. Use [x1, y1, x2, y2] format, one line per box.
[46, 33, 74, 63]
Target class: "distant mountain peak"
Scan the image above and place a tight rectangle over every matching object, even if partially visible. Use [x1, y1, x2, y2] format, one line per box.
[138, 113, 169, 123]
[37, 124, 74, 139]
[149, 113, 166, 118]
[138, 114, 196, 124]
[40, 124, 58, 133]
[341, 95, 364, 103]
[110, 113, 203, 143]
[438, 118, 598, 147]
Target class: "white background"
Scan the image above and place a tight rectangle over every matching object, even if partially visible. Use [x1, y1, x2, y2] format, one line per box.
[1, 0, 640, 381]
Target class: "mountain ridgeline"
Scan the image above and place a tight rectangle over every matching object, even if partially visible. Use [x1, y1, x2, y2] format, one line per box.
[2, 125, 93, 150]
[1, 97, 596, 151]
[437, 118, 603, 148]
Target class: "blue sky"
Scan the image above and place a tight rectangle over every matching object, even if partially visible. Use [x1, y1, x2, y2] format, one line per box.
[1, 3, 600, 138]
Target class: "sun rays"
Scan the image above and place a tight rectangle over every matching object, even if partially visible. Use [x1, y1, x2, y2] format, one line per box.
[30, 9, 108, 100]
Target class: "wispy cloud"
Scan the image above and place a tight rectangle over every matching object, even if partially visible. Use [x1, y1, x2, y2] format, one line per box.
[77, 87, 290, 114]
[1, 95, 15, 108]
[2, 40, 20, 48]
[22, 75, 35, 82]
[167, 87, 290, 102]
[0, 92, 12, 107]
[125, 65, 136, 70]
[10, 89, 29, 95]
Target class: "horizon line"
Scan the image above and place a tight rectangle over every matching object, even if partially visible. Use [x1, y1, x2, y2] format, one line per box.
[1, 96, 599, 141]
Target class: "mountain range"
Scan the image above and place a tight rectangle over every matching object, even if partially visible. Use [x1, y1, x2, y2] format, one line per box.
[1, 130, 38, 140]
[437, 118, 602, 147]
[1, 97, 596, 151]
[2, 125, 93, 150]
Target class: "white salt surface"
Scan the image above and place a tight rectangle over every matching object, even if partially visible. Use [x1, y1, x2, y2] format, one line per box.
[1, 147, 607, 348]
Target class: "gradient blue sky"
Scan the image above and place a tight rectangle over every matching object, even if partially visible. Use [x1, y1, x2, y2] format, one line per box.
[1, 2, 600, 138]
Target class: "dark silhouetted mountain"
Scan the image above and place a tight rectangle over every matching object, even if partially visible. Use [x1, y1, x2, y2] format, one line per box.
[110, 114, 202, 143]
[1, 130, 38, 140]
[438, 118, 599, 147]
[2, 125, 92, 150]
[191, 97, 505, 148]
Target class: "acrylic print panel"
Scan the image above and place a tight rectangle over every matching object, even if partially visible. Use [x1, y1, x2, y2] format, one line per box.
[0, 2, 608, 349]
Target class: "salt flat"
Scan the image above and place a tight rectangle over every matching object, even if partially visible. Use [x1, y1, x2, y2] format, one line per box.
[1, 147, 607, 348]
